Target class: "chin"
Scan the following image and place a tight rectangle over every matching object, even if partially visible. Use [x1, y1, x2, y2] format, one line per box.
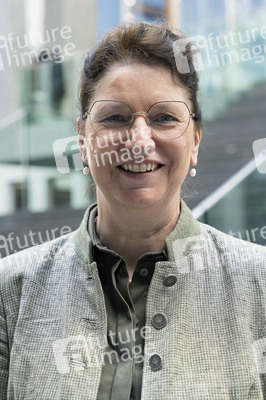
[114, 190, 163, 209]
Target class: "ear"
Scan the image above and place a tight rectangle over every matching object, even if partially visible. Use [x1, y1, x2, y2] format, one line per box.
[76, 116, 88, 164]
[190, 129, 202, 166]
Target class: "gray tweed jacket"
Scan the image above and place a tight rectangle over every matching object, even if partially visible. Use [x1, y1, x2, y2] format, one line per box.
[0, 200, 266, 399]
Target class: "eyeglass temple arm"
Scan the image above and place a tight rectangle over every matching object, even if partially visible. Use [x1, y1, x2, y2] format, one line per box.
[82, 111, 89, 120]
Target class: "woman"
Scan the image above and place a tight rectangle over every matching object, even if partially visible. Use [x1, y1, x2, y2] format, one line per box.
[0, 22, 266, 400]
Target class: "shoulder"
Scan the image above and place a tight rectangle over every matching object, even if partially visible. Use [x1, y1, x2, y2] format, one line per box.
[199, 221, 266, 269]
[0, 230, 74, 270]
[0, 203, 95, 309]
[0, 232, 76, 303]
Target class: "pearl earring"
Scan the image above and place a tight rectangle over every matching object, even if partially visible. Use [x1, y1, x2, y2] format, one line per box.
[189, 167, 196, 177]
[83, 166, 90, 175]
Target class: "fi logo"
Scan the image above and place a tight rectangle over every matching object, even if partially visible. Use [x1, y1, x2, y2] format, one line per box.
[253, 337, 266, 374]
[52, 335, 96, 374]
[172, 235, 205, 273]
[53, 136, 84, 174]
[172, 35, 211, 74]
[252, 138, 266, 174]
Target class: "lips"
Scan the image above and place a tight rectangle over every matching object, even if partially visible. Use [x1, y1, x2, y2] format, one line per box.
[119, 163, 161, 173]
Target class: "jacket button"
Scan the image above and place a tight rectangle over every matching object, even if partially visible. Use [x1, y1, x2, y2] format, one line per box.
[151, 313, 167, 329]
[149, 354, 162, 371]
[140, 268, 149, 277]
[163, 274, 177, 287]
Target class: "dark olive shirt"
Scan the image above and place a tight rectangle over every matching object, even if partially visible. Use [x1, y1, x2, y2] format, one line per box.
[88, 206, 167, 400]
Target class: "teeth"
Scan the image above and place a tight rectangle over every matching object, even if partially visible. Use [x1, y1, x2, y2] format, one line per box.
[120, 163, 159, 172]
[133, 165, 140, 172]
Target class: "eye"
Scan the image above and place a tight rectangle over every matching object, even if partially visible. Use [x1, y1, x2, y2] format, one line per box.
[101, 114, 129, 123]
[152, 114, 179, 123]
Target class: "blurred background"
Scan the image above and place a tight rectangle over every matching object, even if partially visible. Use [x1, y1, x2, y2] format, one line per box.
[0, 0, 266, 257]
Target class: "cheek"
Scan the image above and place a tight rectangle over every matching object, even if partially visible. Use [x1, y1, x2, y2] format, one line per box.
[87, 142, 123, 185]
[168, 142, 189, 163]
[178, 134, 195, 157]
[89, 158, 109, 188]
[85, 132, 115, 168]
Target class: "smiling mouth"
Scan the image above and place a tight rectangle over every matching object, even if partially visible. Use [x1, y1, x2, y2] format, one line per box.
[118, 163, 163, 173]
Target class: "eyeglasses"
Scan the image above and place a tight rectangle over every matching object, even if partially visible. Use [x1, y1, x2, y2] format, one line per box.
[82, 100, 195, 140]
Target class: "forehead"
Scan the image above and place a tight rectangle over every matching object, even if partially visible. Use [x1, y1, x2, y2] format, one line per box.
[93, 63, 190, 108]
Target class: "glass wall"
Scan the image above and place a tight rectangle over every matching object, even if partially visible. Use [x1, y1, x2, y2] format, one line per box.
[197, 168, 266, 246]
[180, 0, 266, 121]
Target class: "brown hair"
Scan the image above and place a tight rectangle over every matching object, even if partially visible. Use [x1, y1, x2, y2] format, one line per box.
[78, 22, 202, 130]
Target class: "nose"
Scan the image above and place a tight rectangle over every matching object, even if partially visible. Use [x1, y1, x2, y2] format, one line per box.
[124, 113, 155, 151]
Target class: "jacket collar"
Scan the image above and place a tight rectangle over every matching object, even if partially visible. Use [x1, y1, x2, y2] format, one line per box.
[165, 199, 201, 261]
[73, 199, 201, 264]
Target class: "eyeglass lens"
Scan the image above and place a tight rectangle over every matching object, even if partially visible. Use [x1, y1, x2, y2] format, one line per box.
[89, 101, 190, 139]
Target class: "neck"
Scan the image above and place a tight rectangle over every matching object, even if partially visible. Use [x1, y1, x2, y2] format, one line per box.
[95, 196, 181, 271]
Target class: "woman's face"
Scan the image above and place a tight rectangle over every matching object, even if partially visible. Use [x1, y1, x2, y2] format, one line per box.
[78, 63, 201, 210]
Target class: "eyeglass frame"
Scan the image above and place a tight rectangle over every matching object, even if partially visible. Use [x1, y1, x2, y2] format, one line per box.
[81, 100, 196, 140]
